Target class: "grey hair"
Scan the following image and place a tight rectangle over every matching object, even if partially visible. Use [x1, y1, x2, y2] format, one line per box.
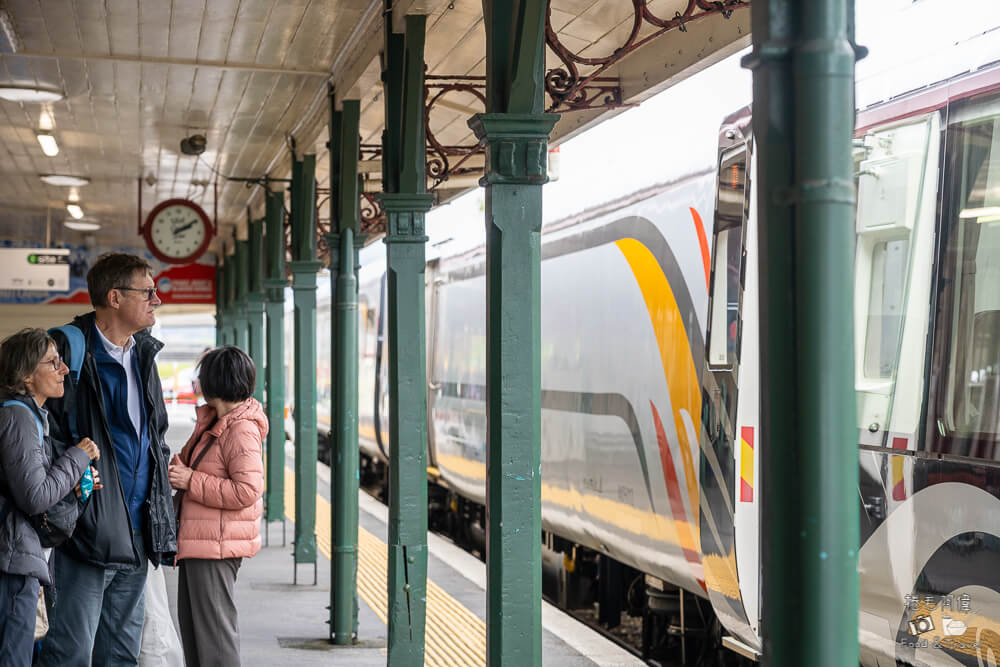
[0, 328, 55, 396]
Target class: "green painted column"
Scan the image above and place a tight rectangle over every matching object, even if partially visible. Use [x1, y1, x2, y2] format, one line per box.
[215, 256, 226, 347]
[329, 99, 362, 645]
[289, 155, 321, 571]
[468, 2, 558, 664]
[233, 237, 250, 352]
[381, 12, 433, 665]
[743, 1, 860, 664]
[247, 217, 266, 403]
[264, 189, 287, 523]
[224, 251, 236, 347]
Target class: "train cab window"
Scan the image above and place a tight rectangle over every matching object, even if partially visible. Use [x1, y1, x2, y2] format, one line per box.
[708, 149, 748, 369]
[928, 102, 1000, 458]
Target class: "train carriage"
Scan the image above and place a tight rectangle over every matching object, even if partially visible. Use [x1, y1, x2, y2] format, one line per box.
[298, 60, 1000, 665]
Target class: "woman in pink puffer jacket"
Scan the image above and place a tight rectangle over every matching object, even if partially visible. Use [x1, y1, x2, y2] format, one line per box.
[168, 346, 268, 667]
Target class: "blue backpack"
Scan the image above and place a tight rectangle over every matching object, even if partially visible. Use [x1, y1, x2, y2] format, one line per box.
[48, 325, 85, 441]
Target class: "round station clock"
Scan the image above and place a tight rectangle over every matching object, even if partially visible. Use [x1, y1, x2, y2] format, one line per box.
[142, 199, 214, 264]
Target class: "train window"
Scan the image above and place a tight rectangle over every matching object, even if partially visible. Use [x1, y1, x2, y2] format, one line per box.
[863, 238, 909, 378]
[927, 100, 1000, 457]
[854, 113, 939, 443]
[708, 148, 748, 369]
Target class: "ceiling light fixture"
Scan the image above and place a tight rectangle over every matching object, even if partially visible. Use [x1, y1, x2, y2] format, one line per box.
[36, 133, 59, 156]
[0, 10, 22, 53]
[959, 206, 1000, 220]
[40, 174, 90, 187]
[65, 202, 84, 219]
[0, 85, 63, 103]
[64, 219, 101, 232]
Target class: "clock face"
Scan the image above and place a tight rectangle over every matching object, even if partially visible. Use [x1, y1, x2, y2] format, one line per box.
[143, 199, 212, 264]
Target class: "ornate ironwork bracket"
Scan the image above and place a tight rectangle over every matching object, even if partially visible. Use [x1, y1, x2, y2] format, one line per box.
[544, 0, 749, 112]
[360, 193, 385, 236]
[314, 188, 385, 260]
[424, 75, 488, 189]
[357, 1, 749, 195]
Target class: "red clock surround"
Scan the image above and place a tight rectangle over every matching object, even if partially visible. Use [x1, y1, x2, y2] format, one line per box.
[142, 198, 214, 265]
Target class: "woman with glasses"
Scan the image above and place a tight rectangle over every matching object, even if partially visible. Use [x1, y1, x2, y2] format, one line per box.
[0, 328, 102, 665]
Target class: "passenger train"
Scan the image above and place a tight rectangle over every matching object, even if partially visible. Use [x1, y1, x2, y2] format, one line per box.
[295, 58, 1000, 665]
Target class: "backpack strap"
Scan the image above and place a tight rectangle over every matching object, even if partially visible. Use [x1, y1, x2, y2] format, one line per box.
[2, 399, 44, 443]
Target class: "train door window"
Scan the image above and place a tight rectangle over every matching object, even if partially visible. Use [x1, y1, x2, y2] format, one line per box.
[854, 114, 938, 441]
[863, 238, 909, 378]
[927, 96, 1000, 458]
[708, 148, 748, 369]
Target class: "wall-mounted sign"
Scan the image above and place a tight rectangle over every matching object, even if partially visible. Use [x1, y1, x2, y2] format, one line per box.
[0, 241, 215, 305]
[0, 248, 70, 291]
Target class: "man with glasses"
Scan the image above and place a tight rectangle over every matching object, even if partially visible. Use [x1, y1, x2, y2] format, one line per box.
[40, 253, 176, 667]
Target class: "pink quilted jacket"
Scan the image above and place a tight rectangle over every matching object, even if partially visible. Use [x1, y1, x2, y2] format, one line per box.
[175, 398, 268, 561]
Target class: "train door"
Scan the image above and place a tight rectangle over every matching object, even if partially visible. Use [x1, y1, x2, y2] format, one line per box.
[701, 112, 762, 651]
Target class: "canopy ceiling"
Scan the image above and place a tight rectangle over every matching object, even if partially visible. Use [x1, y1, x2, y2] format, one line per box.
[0, 0, 749, 253]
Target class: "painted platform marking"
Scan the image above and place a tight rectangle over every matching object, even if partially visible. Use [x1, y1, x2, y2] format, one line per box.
[282, 468, 487, 666]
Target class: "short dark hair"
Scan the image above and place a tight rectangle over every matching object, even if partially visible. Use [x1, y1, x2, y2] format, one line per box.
[198, 346, 256, 403]
[87, 253, 153, 308]
[0, 328, 55, 396]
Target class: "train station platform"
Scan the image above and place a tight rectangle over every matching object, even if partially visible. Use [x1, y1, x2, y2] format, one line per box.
[161, 405, 642, 666]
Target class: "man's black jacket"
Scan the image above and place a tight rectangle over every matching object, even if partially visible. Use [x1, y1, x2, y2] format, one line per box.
[47, 312, 177, 568]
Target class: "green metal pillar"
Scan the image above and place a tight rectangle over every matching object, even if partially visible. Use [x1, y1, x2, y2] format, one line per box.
[380, 12, 433, 665]
[215, 256, 226, 347]
[247, 217, 266, 403]
[289, 155, 321, 575]
[468, 2, 558, 664]
[328, 98, 362, 645]
[264, 189, 287, 523]
[743, 1, 859, 664]
[233, 236, 250, 352]
[223, 253, 235, 347]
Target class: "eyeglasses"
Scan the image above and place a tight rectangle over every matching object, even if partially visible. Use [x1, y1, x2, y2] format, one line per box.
[39, 356, 63, 372]
[115, 286, 158, 301]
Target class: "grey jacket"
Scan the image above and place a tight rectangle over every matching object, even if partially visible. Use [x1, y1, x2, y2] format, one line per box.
[0, 393, 91, 583]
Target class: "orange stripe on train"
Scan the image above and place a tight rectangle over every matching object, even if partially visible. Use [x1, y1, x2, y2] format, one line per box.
[740, 426, 754, 503]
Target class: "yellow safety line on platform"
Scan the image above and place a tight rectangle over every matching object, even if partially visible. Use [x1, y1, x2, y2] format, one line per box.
[282, 468, 487, 666]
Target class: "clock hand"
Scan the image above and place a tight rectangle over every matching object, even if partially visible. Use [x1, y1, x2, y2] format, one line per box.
[172, 220, 198, 236]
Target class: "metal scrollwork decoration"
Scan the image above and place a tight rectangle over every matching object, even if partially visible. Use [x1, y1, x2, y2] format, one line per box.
[544, 0, 749, 113]
[360, 192, 385, 235]
[424, 76, 488, 189]
[315, 190, 333, 264]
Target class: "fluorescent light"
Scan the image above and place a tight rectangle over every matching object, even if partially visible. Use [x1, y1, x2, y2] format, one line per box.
[40, 174, 90, 187]
[36, 133, 59, 157]
[65, 203, 84, 219]
[0, 86, 63, 103]
[0, 10, 22, 53]
[63, 219, 101, 231]
[959, 206, 1000, 219]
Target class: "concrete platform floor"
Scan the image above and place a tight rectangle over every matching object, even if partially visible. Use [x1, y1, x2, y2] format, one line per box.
[161, 403, 644, 666]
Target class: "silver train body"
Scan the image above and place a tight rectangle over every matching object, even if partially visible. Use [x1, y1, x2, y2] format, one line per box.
[301, 61, 1000, 665]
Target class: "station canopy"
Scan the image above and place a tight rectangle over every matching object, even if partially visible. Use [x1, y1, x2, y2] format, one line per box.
[0, 0, 749, 254]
